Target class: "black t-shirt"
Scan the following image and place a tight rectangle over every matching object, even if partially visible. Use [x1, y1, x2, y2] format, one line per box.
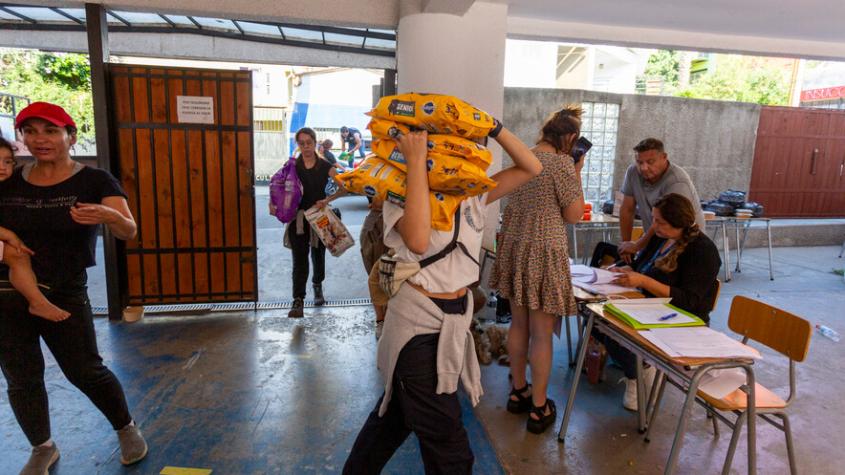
[0, 166, 127, 285]
[296, 157, 332, 210]
[323, 150, 337, 165]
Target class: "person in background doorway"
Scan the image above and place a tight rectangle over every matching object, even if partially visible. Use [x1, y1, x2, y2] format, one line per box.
[343, 119, 543, 474]
[617, 138, 705, 263]
[275, 127, 341, 318]
[319, 139, 345, 172]
[0, 102, 147, 474]
[489, 105, 585, 434]
[340, 125, 366, 165]
[598, 193, 720, 410]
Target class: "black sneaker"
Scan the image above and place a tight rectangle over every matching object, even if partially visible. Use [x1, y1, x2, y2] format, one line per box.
[288, 298, 304, 318]
[313, 285, 326, 307]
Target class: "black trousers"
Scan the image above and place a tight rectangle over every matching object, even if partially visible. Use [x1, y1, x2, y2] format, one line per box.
[0, 272, 132, 446]
[289, 224, 326, 299]
[343, 334, 474, 475]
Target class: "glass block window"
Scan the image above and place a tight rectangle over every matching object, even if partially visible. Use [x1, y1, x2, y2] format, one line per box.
[580, 102, 620, 208]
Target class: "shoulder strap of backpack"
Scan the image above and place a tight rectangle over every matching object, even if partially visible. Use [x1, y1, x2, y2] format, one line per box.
[419, 206, 479, 268]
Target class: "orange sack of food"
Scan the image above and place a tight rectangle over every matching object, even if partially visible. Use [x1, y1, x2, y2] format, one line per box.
[368, 93, 495, 139]
[369, 139, 495, 197]
[368, 119, 493, 171]
[334, 156, 463, 231]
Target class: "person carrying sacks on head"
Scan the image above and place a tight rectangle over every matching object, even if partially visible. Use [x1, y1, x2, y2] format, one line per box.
[343, 110, 544, 473]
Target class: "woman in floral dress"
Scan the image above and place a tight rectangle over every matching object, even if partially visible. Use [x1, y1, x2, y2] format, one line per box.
[490, 106, 586, 434]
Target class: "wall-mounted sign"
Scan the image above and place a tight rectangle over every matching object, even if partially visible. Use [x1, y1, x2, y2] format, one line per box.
[800, 85, 845, 102]
[176, 95, 214, 124]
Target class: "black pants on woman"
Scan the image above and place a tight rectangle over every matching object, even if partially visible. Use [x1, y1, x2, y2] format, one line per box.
[343, 333, 474, 475]
[288, 224, 326, 299]
[0, 271, 132, 446]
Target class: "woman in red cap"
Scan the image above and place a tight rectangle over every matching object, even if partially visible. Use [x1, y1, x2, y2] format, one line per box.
[0, 102, 148, 473]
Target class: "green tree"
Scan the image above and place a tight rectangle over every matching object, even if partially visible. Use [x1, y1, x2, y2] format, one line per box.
[37, 53, 91, 91]
[643, 49, 681, 88]
[0, 49, 95, 145]
[677, 55, 789, 106]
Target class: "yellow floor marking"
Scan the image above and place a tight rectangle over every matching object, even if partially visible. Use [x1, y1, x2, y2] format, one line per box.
[160, 467, 212, 475]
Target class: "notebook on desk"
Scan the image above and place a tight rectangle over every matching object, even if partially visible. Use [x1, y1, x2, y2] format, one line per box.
[605, 301, 706, 330]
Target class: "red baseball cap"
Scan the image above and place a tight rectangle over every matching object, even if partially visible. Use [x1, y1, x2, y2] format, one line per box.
[15, 102, 77, 129]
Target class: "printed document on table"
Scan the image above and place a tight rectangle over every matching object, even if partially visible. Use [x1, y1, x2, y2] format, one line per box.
[611, 303, 697, 325]
[640, 327, 762, 359]
[571, 265, 619, 285]
[571, 279, 638, 296]
[694, 368, 749, 399]
[606, 297, 671, 305]
[570, 264, 594, 279]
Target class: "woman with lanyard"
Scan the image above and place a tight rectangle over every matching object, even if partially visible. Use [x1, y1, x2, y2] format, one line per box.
[597, 193, 721, 410]
[0, 102, 147, 474]
[274, 127, 342, 318]
[343, 118, 543, 474]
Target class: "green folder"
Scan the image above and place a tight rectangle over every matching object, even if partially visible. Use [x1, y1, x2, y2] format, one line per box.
[604, 303, 706, 330]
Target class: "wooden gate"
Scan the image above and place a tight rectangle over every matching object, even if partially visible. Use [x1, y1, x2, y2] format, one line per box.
[749, 106, 845, 217]
[110, 65, 257, 305]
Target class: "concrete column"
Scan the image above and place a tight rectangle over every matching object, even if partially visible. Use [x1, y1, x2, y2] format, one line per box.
[396, 1, 508, 250]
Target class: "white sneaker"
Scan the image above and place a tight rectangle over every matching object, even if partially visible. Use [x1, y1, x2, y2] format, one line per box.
[642, 365, 657, 396]
[623, 378, 638, 411]
[622, 365, 657, 411]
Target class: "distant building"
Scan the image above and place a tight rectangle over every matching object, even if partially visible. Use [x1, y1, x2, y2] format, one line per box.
[505, 40, 650, 94]
[800, 61, 845, 110]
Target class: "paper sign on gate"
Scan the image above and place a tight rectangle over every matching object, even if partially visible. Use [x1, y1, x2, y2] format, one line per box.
[177, 96, 214, 124]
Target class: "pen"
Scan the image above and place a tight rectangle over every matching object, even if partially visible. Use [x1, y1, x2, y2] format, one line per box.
[658, 313, 678, 321]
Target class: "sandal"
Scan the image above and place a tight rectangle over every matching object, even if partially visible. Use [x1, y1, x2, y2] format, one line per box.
[506, 383, 532, 414]
[526, 398, 557, 434]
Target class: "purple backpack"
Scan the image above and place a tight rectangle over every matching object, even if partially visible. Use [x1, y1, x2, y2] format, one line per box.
[270, 158, 303, 223]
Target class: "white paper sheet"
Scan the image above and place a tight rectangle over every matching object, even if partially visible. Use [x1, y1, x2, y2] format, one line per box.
[695, 368, 749, 399]
[571, 265, 621, 285]
[606, 297, 672, 305]
[640, 327, 762, 360]
[612, 303, 696, 325]
[571, 279, 638, 296]
[570, 264, 594, 278]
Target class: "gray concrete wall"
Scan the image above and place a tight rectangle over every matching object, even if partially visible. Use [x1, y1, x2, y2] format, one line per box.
[503, 88, 762, 202]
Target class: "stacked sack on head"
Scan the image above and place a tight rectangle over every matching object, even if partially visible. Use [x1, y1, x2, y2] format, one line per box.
[334, 93, 497, 231]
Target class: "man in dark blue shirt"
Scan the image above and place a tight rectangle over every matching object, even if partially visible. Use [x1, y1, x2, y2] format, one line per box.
[340, 126, 366, 161]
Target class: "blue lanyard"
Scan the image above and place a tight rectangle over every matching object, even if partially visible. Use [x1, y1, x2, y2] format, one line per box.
[639, 242, 674, 275]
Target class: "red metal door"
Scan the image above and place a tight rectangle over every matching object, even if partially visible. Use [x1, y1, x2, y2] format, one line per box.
[749, 106, 845, 217]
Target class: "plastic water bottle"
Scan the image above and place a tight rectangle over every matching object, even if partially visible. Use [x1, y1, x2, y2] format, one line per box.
[816, 324, 841, 342]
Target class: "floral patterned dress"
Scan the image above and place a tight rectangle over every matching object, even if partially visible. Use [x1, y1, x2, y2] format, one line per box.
[490, 150, 581, 317]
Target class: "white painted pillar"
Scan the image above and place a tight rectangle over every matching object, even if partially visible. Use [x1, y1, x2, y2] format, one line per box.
[396, 1, 508, 250]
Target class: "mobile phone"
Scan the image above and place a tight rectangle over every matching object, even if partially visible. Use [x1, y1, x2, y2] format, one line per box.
[571, 136, 592, 164]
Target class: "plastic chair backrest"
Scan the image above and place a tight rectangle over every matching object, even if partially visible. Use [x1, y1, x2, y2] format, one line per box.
[728, 296, 812, 362]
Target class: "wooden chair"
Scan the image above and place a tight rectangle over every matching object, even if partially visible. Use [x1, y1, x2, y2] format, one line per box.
[645, 296, 812, 475]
